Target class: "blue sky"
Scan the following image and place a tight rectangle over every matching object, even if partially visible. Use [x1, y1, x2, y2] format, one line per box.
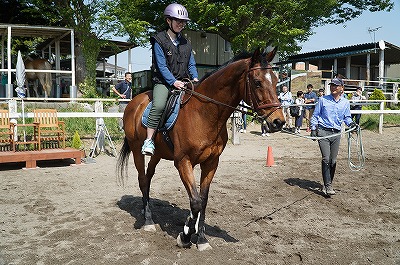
[110, 2, 399, 72]
[300, 1, 399, 53]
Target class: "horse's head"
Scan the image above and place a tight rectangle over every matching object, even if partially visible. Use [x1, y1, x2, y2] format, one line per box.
[244, 47, 285, 132]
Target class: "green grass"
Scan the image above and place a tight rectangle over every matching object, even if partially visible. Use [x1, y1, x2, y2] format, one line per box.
[360, 114, 400, 132]
[16, 103, 125, 149]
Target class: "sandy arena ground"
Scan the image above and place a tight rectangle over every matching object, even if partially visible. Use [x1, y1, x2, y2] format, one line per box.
[1, 123, 399, 265]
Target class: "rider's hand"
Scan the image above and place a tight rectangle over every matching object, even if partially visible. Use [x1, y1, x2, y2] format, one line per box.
[173, 80, 186, 89]
[310, 130, 317, 141]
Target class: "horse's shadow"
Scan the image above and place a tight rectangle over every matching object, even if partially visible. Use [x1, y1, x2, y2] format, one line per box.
[284, 178, 327, 197]
[117, 195, 238, 243]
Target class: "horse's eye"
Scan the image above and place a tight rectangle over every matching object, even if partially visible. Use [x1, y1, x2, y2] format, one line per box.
[254, 80, 262, 88]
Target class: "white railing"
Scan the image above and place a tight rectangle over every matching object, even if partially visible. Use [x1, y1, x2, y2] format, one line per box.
[1, 98, 399, 134]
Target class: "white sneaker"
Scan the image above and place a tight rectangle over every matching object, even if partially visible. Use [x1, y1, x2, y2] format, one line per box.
[243, 129, 246, 133]
[239, 129, 244, 133]
[262, 133, 266, 137]
[141, 139, 155, 156]
[265, 133, 270, 137]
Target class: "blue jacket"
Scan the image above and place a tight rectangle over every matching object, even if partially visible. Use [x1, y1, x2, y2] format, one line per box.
[115, 80, 132, 102]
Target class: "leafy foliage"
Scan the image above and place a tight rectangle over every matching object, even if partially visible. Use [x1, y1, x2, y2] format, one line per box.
[368, 89, 386, 101]
[106, 0, 394, 55]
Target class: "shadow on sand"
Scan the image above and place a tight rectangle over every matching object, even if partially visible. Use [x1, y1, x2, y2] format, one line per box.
[117, 195, 238, 243]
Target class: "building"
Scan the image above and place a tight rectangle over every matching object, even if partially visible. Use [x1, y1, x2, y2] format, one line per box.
[278, 41, 400, 96]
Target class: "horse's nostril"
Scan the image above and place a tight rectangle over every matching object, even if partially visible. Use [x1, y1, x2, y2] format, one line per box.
[273, 119, 284, 130]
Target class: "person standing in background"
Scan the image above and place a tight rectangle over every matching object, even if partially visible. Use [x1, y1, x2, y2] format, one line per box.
[318, 88, 325, 98]
[294, 91, 305, 134]
[278, 86, 293, 129]
[239, 100, 250, 133]
[304, 84, 318, 132]
[111, 72, 132, 112]
[111, 72, 132, 129]
[351, 87, 366, 125]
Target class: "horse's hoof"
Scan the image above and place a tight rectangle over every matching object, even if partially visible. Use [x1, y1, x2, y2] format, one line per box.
[176, 232, 192, 248]
[197, 242, 212, 251]
[143, 224, 157, 232]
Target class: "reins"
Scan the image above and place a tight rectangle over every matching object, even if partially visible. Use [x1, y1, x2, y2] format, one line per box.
[281, 126, 365, 171]
[181, 65, 282, 118]
[181, 84, 245, 113]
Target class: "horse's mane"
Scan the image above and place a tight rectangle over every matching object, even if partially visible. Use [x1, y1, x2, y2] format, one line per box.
[199, 51, 253, 83]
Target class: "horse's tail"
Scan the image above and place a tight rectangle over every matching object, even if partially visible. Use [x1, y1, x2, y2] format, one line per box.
[116, 136, 131, 187]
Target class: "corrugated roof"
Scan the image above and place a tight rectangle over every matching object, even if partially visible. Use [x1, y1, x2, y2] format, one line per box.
[279, 41, 400, 66]
[0, 23, 137, 60]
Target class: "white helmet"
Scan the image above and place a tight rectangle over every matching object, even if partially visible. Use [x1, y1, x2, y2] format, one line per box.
[164, 3, 190, 21]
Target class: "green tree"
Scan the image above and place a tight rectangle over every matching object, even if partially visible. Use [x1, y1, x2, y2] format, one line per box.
[108, 0, 393, 56]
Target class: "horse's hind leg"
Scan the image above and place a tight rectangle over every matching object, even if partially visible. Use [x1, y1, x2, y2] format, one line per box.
[133, 152, 160, 232]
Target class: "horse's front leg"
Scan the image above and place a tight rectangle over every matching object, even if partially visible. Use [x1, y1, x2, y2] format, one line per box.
[193, 157, 220, 251]
[175, 159, 212, 250]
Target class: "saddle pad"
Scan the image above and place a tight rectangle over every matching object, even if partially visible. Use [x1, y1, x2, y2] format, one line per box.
[141, 98, 181, 131]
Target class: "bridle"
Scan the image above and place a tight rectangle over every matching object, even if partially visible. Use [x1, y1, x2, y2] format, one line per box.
[181, 65, 281, 119]
[245, 66, 281, 119]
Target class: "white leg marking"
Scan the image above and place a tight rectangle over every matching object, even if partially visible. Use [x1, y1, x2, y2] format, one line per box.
[195, 212, 200, 234]
[183, 225, 189, 234]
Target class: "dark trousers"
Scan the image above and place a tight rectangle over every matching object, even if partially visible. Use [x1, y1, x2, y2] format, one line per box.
[351, 106, 362, 125]
[317, 127, 341, 187]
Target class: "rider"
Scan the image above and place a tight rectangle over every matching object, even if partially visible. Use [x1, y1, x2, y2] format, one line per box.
[142, 3, 199, 156]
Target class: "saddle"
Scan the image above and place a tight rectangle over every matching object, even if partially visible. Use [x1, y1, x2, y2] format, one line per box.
[141, 90, 184, 151]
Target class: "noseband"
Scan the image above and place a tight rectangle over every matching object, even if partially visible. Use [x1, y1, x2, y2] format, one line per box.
[245, 66, 281, 118]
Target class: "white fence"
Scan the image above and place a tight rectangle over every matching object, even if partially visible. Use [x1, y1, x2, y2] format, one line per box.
[1, 98, 399, 135]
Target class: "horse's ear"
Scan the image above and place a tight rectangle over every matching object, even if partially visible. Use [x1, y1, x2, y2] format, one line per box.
[251, 47, 262, 67]
[264, 47, 278, 63]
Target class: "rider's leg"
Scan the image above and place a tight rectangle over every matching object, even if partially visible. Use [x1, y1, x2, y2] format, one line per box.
[142, 84, 170, 155]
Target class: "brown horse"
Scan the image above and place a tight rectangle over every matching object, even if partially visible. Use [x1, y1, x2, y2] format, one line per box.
[24, 58, 52, 98]
[117, 48, 285, 250]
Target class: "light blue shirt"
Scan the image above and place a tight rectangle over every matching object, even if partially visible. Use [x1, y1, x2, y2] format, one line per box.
[278, 91, 293, 106]
[154, 41, 198, 86]
[310, 94, 353, 131]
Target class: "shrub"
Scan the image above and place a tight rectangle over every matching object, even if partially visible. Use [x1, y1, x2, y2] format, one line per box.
[368, 88, 386, 100]
[367, 89, 386, 110]
[71, 131, 83, 149]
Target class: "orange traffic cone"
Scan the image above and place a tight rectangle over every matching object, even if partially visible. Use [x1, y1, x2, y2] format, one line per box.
[266, 146, 275, 167]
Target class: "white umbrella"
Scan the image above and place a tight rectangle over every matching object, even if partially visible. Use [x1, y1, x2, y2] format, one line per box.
[15, 51, 27, 142]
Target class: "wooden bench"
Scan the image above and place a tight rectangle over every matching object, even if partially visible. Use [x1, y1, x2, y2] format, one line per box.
[0, 109, 15, 151]
[33, 109, 66, 151]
